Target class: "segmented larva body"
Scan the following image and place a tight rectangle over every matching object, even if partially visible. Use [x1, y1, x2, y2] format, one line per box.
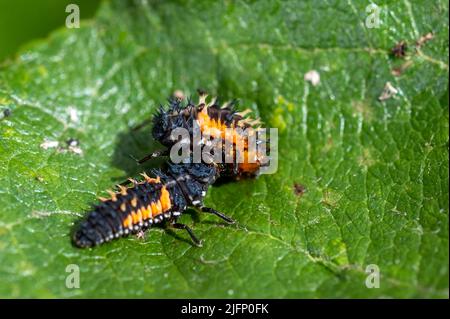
[73, 93, 269, 248]
[152, 92, 268, 177]
[73, 163, 217, 248]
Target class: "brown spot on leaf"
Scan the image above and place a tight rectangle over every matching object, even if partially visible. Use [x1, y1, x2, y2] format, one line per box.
[391, 41, 408, 58]
[293, 182, 306, 197]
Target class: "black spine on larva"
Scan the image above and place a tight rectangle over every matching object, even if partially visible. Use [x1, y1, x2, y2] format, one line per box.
[72, 181, 162, 248]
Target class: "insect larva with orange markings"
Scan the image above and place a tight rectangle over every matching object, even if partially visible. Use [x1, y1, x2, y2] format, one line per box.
[72, 163, 234, 248]
[149, 91, 270, 177]
[73, 92, 272, 248]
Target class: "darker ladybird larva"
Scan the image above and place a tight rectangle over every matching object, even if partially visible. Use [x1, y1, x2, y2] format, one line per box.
[73, 163, 234, 248]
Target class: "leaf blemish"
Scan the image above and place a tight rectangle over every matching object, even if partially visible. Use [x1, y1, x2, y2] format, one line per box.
[391, 32, 438, 76]
[351, 100, 373, 121]
[0, 108, 11, 120]
[321, 188, 341, 208]
[40, 139, 59, 150]
[378, 82, 398, 101]
[391, 40, 408, 58]
[65, 138, 83, 155]
[67, 106, 80, 124]
[39, 138, 83, 155]
[293, 182, 306, 197]
[304, 70, 320, 86]
[416, 32, 434, 49]
[358, 148, 376, 168]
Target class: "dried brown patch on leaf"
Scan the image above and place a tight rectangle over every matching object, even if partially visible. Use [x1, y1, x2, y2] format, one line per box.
[391, 41, 408, 58]
[293, 182, 307, 197]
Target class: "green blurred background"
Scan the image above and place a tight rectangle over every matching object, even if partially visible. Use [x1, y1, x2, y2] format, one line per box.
[0, 0, 100, 62]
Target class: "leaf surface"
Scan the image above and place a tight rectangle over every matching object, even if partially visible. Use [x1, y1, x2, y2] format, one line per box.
[0, 0, 448, 298]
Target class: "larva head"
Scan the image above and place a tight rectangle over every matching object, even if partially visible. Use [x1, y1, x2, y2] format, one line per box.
[152, 99, 196, 147]
[72, 221, 96, 248]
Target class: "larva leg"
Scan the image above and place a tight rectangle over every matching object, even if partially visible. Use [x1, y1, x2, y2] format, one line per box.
[171, 222, 203, 247]
[200, 206, 235, 224]
[137, 149, 169, 164]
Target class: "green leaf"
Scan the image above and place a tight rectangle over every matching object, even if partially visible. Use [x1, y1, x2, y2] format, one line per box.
[0, 0, 448, 298]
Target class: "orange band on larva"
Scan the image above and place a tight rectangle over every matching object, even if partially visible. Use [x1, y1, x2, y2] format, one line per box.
[123, 214, 132, 228]
[197, 107, 254, 164]
[154, 200, 162, 216]
[120, 181, 174, 229]
[142, 205, 151, 219]
[160, 186, 172, 211]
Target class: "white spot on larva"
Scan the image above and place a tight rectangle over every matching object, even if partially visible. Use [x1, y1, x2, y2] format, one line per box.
[304, 70, 320, 86]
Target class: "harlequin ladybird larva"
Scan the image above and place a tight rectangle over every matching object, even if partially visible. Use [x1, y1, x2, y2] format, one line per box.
[147, 91, 270, 177]
[73, 92, 272, 248]
[72, 163, 234, 248]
